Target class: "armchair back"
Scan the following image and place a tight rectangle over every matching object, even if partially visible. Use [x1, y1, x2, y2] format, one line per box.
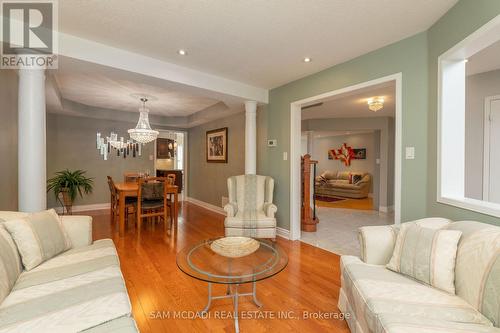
[227, 175, 274, 213]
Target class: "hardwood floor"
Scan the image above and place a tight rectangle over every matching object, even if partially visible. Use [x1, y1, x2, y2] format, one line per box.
[316, 197, 374, 210]
[86, 202, 350, 333]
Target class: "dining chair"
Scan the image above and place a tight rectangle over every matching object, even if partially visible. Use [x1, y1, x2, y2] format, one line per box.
[166, 173, 176, 185]
[137, 177, 171, 232]
[124, 172, 141, 183]
[107, 176, 136, 226]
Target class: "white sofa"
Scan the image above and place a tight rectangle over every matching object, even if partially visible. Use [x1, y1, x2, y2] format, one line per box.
[339, 218, 500, 333]
[0, 211, 138, 333]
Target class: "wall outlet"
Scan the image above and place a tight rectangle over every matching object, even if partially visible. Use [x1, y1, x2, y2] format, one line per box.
[267, 139, 277, 147]
[376, 158, 380, 165]
[283, 152, 288, 161]
[405, 147, 415, 160]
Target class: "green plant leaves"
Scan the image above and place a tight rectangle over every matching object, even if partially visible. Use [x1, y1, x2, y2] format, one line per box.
[46, 169, 94, 202]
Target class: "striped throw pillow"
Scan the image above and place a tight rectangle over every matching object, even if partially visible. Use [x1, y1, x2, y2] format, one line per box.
[3, 209, 72, 271]
[387, 222, 462, 294]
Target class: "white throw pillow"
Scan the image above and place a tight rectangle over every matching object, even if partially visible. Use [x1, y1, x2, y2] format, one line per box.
[4, 209, 72, 270]
[387, 222, 462, 294]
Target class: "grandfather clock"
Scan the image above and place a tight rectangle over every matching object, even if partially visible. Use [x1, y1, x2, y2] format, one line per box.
[301, 154, 319, 231]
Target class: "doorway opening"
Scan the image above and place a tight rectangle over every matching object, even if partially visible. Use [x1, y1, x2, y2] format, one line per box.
[289, 73, 402, 256]
[154, 130, 188, 200]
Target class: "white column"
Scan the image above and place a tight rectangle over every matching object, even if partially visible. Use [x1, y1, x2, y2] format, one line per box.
[245, 101, 257, 175]
[18, 68, 47, 212]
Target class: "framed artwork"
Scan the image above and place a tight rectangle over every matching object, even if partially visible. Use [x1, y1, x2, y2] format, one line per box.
[328, 144, 367, 166]
[352, 148, 366, 160]
[206, 127, 228, 163]
[157, 138, 175, 159]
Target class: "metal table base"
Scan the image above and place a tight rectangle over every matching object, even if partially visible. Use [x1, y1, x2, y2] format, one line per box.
[200, 282, 262, 333]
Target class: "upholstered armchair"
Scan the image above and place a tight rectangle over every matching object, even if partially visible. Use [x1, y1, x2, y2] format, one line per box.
[224, 175, 277, 239]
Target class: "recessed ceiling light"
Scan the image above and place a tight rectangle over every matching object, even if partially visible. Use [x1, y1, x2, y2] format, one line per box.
[303, 57, 311, 63]
[178, 49, 187, 56]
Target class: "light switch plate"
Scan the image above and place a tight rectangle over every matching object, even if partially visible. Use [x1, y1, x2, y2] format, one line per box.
[283, 152, 288, 161]
[405, 147, 415, 160]
[376, 158, 380, 165]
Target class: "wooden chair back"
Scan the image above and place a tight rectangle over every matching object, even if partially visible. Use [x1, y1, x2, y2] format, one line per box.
[166, 173, 176, 185]
[124, 173, 142, 183]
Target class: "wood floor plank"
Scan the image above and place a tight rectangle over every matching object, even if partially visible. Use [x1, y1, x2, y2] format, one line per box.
[84, 202, 350, 333]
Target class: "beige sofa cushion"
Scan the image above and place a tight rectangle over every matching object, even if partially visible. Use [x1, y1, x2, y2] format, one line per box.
[387, 222, 462, 294]
[4, 209, 72, 271]
[0, 224, 22, 304]
[448, 221, 500, 327]
[340, 256, 492, 333]
[320, 170, 337, 180]
[0, 239, 134, 333]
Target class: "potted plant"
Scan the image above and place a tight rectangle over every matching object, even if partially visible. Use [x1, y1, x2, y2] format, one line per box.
[47, 169, 94, 215]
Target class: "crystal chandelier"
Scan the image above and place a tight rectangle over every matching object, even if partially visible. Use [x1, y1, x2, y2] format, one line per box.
[367, 97, 384, 112]
[128, 97, 159, 143]
[96, 132, 141, 160]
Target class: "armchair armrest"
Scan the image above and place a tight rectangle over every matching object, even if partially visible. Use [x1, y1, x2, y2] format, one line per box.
[60, 215, 93, 248]
[358, 225, 398, 265]
[263, 203, 277, 218]
[224, 202, 238, 217]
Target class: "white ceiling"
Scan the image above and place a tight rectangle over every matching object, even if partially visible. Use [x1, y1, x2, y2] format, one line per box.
[59, 0, 457, 89]
[53, 73, 219, 116]
[46, 56, 248, 127]
[467, 40, 500, 76]
[301, 81, 395, 120]
[307, 130, 375, 138]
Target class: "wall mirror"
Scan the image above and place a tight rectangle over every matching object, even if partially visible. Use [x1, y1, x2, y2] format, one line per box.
[438, 14, 500, 217]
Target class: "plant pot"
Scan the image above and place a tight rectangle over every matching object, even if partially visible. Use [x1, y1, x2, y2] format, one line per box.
[59, 188, 73, 215]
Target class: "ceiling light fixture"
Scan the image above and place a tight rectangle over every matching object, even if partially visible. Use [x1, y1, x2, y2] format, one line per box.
[367, 97, 384, 112]
[303, 57, 311, 63]
[178, 49, 187, 55]
[128, 97, 159, 144]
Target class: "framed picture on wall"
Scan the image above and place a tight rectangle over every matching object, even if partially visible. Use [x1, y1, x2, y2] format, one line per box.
[206, 127, 228, 163]
[353, 148, 366, 160]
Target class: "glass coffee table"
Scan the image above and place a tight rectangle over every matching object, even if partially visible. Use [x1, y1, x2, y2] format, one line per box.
[176, 237, 288, 333]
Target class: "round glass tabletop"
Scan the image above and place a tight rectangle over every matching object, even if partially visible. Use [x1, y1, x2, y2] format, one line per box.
[176, 238, 288, 284]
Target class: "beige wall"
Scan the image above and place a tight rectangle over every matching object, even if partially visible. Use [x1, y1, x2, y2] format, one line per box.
[0, 70, 18, 210]
[465, 69, 500, 200]
[46, 113, 156, 208]
[188, 111, 246, 207]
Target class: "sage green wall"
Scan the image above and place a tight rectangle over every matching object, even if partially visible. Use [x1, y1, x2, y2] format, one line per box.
[0, 70, 18, 210]
[46, 113, 155, 208]
[188, 111, 245, 207]
[427, 0, 500, 225]
[265, 32, 429, 229]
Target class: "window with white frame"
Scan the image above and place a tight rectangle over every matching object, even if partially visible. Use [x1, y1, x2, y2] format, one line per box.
[438, 14, 500, 217]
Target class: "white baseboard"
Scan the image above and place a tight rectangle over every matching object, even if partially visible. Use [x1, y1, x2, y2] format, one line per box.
[186, 197, 225, 215]
[54, 203, 110, 214]
[276, 227, 290, 239]
[379, 205, 394, 213]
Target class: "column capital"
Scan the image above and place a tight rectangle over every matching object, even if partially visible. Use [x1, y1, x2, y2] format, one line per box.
[244, 100, 257, 113]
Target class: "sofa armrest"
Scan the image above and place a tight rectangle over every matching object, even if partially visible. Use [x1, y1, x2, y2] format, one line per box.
[60, 215, 92, 248]
[358, 225, 398, 265]
[224, 202, 238, 217]
[263, 203, 277, 218]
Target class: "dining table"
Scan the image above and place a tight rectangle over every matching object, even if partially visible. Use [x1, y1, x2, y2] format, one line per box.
[114, 182, 179, 237]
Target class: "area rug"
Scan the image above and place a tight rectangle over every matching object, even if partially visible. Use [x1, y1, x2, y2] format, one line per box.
[315, 195, 347, 203]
